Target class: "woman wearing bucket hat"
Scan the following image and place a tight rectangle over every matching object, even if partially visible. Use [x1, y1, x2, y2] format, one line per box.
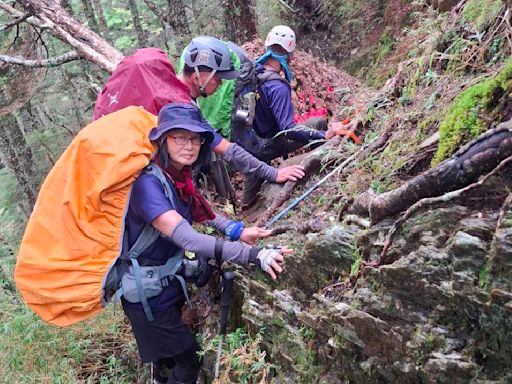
[121, 103, 290, 384]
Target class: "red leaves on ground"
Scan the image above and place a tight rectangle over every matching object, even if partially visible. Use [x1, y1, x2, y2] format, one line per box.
[242, 38, 364, 121]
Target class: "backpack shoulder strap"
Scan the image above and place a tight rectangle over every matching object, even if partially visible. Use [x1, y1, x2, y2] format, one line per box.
[122, 163, 178, 260]
[257, 70, 288, 86]
[120, 163, 186, 321]
[145, 163, 178, 207]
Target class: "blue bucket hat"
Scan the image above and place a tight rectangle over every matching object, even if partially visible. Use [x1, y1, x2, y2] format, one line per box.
[149, 103, 215, 143]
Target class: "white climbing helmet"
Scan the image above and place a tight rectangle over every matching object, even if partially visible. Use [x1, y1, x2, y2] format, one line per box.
[264, 25, 296, 53]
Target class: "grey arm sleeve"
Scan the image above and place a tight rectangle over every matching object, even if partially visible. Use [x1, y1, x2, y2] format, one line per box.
[170, 219, 259, 265]
[205, 213, 231, 234]
[223, 143, 278, 181]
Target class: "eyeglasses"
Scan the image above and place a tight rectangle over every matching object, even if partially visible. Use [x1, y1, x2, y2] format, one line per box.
[168, 135, 205, 146]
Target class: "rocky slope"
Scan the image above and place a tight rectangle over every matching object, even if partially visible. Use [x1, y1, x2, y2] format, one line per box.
[216, 1, 512, 382]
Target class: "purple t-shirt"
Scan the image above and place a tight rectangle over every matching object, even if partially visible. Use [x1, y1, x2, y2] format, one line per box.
[123, 170, 192, 312]
[253, 64, 325, 144]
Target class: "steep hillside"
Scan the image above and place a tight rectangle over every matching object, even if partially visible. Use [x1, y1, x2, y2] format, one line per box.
[206, 1, 512, 382]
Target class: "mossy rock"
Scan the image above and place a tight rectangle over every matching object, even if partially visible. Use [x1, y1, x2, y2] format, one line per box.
[432, 58, 512, 165]
[461, 0, 503, 30]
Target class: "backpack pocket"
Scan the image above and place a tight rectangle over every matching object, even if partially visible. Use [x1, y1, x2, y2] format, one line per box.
[121, 266, 166, 303]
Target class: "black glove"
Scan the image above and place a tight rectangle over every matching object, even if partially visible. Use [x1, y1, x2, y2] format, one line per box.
[303, 116, 328, 131]
[181, 257, 214, 287]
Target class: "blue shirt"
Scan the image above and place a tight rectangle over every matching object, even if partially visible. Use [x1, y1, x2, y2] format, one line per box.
[123, 169, 192, 312]
[253, 64, 325, 144]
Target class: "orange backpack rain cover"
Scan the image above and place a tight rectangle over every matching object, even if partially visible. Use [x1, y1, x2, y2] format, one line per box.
[15, 107, 157, 327]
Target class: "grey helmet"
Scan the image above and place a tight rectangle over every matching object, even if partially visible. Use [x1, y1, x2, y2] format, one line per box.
[183, 36, 239, 80]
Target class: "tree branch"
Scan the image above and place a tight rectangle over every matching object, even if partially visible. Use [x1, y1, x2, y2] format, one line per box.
[0, 2, 49, 29]
[6, 1, 122, 72]
[0, 12, 31, 32]
[0, 51, 79, 67]
[142, 0, 168, 24]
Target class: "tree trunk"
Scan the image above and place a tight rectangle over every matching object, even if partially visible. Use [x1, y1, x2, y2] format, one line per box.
[91, 0, 111, 42]
[142, 0, 172, 49]
[223, 0, 257, 44]
[0, 113, 38, 214]
[166, 0, 190, 43]
[16, 102, 41, 134]
[11, 0, 123, 72]
[80, 0, 99, 33]
[127, 0, 147, 47]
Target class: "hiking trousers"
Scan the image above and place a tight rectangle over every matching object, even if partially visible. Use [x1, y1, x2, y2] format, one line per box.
[242, 136, 304, 208]
[122, 301, 201, 383]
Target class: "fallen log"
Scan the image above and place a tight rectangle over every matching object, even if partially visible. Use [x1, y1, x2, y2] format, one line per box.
[351, 119, 512, 224]
[254, 136, 343, 226]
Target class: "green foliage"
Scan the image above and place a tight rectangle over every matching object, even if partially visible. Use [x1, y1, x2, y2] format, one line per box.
[0, 170, 27, 261]
[398, 88, 413, 106]
[316, 195, 327, 206]
[375, 29, 396, 64]
[0, 302, 137, 383]
[369, 180, 385, 194]
[114, 35, 136, 51]
[105, 7, 133, 29]
[299, 325, 315, 341]
[255, 0, 286, 37]
[422, 69, 438, 87]
[200, 328, 275, 383]
[424, 91, 439, 111]
[432, 58, 512, 164]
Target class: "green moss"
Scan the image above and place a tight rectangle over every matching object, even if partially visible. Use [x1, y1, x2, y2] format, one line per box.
[432, 58, 512, 165]
[461, 0, 503, 30]
[478, 263, 492, 290]
[350, 249, 362, 276]
[376, 29, 396, 64]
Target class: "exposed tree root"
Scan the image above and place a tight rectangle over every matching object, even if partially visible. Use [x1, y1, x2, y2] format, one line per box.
[351, 119, 512, 224]
[323, 152, 512, 297]
[343, 214, 371, 229]
[378, 153, 512, 263]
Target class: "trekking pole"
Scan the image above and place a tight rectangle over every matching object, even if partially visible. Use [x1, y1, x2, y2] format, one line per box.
[214, 270, 236, 380]
[265, 152, 357, 228]
[211, 153, 228, 199]
[219, 159, 238, 215]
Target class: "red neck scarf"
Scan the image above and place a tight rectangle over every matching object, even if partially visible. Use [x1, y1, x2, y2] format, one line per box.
[157, 162, 215, 223]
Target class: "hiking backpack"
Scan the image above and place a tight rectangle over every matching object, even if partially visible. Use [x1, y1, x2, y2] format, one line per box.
[15, 107, 186, 326]
[93, 48, 191, 120]
[228, 43, 288, 155]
